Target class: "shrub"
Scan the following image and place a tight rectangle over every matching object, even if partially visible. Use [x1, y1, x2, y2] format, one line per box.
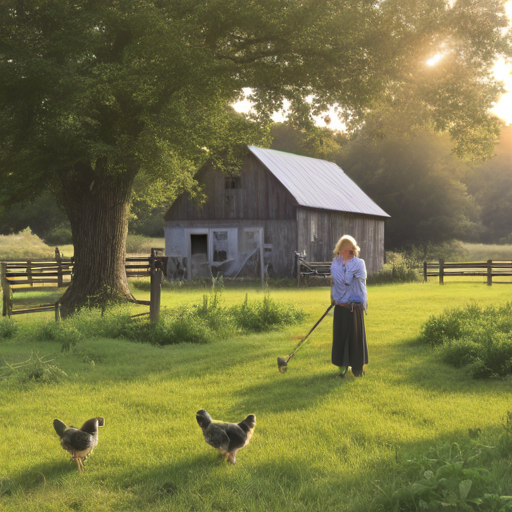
[32, 321, 83, 353]
[44, 224, 73, 245]
[419, 303, 512, 378]
[375, 419, 512, 512]
[367, 252, 419, 286]
[231, 293, 305, 332]
[0, 318, 18, 340]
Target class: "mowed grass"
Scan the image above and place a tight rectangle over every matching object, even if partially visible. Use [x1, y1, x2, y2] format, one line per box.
[0, 282, 511, 511]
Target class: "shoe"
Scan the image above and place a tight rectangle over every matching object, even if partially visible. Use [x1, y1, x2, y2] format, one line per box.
[353, 371, 365, 377]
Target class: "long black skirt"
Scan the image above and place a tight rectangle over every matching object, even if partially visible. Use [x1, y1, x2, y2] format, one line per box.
[332, 304, 368, 372]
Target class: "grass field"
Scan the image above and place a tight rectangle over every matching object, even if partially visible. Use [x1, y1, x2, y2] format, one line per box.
[1, 282, 511, 511]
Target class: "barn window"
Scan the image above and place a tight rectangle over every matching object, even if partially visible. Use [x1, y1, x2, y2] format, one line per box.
[225, 176, 241, 189]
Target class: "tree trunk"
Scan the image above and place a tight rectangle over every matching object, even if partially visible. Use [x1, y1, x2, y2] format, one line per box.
[58, 164, 136, 317]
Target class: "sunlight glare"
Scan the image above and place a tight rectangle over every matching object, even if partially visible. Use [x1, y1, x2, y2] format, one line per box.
[427, 53, 444, 66]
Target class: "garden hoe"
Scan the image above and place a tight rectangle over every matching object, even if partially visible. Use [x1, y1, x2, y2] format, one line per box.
[277, 304, 334, 373]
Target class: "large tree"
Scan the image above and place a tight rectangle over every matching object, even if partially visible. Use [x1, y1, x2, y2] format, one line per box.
[0, 0, 509, 314]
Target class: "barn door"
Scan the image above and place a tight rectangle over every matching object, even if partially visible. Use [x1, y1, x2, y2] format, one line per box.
[190, 233, 210, 278]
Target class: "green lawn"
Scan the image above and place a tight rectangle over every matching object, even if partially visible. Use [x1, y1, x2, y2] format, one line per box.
[0, 282, 511, 511]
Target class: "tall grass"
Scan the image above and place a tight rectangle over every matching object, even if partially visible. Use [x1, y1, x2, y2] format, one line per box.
[419, 302, 512, 378]
[461, 242, 512, 262]
[0, 228, 56, 260]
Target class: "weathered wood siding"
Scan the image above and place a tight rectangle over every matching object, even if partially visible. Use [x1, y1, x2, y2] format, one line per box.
[296, 208, 385, 274]
[165, 219, 297, 277]
[165, 154, 297, 222]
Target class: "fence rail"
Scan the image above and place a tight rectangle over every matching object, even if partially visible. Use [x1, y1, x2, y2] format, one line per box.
[423, 259, 512, 285]
[1, 248, 168, 319]
[295, 252, 331, 286]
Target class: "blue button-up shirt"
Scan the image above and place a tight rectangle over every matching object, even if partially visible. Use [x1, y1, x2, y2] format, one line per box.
[331, 256, 367, 308]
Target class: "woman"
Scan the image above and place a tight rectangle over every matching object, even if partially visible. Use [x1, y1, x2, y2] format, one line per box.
[330, 235, 368, 377]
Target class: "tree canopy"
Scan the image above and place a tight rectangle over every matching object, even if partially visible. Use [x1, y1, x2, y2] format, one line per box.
[0, 0, 510, 311]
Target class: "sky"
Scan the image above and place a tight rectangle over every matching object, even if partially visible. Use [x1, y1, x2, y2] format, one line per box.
[234, 1, 512, 129]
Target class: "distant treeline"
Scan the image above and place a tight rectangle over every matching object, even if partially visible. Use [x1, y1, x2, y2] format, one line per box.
[1, 121, 511, 251]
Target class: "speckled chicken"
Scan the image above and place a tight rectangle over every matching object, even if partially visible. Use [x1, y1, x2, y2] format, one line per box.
[53, 417, 104, 472]
[196, 409, 256, 464]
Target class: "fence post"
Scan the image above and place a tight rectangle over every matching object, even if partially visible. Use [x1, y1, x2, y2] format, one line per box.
[150, 250, 162, 323]
[1, 262, 11, 317]
[423, 260, 427, 282]
[439, 259, 444, 285]
[487, 260, 493, 286]
[27, 260, 33, 287]
[55, 247, 63, 288]
[296, 252, 301, 287]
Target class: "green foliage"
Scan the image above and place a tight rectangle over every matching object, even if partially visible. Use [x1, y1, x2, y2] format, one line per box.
[419, 303, 512, 378]
[367, 252, 419, 285]
[126, 235, 164, 255]
[378, 428, 512, 512]
[0, 353, 68, 383]
[10, 293, 305, 347]
[32, 321, 83, 353]
[0, 318, 17, 340]
[43, 224, 72, 246]
[339, 131, 480, 250]
[231, 293, 305, 332]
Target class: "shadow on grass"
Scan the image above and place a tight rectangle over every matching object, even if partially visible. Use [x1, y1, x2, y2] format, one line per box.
[4, 459, 79, 495]
[228, 370, 348, 415]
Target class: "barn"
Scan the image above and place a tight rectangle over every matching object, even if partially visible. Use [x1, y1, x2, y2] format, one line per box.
[164, 146, 390, 280]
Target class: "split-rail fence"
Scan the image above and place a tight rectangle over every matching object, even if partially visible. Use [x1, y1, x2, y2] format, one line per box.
[1, 248, 168, 320]
[423, 259, 512, 285]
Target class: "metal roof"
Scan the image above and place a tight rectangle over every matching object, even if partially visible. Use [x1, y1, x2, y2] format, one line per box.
[248, 146, 390, 218]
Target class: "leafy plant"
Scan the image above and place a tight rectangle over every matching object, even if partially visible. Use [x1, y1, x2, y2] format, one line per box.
[377, 423, 512, 512]
[367, 252, 420, 285]
[0, 318, 17, 340]
[0, 353, 68, 383]
[230, 293, 305, 332]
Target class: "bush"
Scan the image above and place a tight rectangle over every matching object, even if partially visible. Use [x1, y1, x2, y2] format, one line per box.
[7, 293, 304, 347]
[44, 224, 73, 245]
[32, 321, 83, 353]
[0, 318, 18, 340]
[367, 252, 420, 285]
[377, 426, 512, 512]
[231, 294, 305, 332]
[419, 303, 512, 378]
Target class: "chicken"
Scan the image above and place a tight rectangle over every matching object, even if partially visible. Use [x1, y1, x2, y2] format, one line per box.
[196, 409, 256, 464]
[53, 417, 104, 472]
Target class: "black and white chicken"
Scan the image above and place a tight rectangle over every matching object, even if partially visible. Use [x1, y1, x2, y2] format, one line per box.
[196, 409, 256, 464]
[53, 417, 104, 472]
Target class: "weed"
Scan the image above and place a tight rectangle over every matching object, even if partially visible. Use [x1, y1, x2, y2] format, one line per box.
[0, 352, 68, 383]
[32, 321, 83, 353]
[377, 421, 512, 512]
[231, 293, 305, 332]
[0, 318, 18, 340]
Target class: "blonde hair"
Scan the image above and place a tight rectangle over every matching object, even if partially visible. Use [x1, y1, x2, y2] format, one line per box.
[333, 235, 360, 257]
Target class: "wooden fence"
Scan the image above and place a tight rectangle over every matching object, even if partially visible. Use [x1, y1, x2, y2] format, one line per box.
[295, 252, 331, 286]
[1, 248, 168, 320]
[423, 259, 512, 285]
